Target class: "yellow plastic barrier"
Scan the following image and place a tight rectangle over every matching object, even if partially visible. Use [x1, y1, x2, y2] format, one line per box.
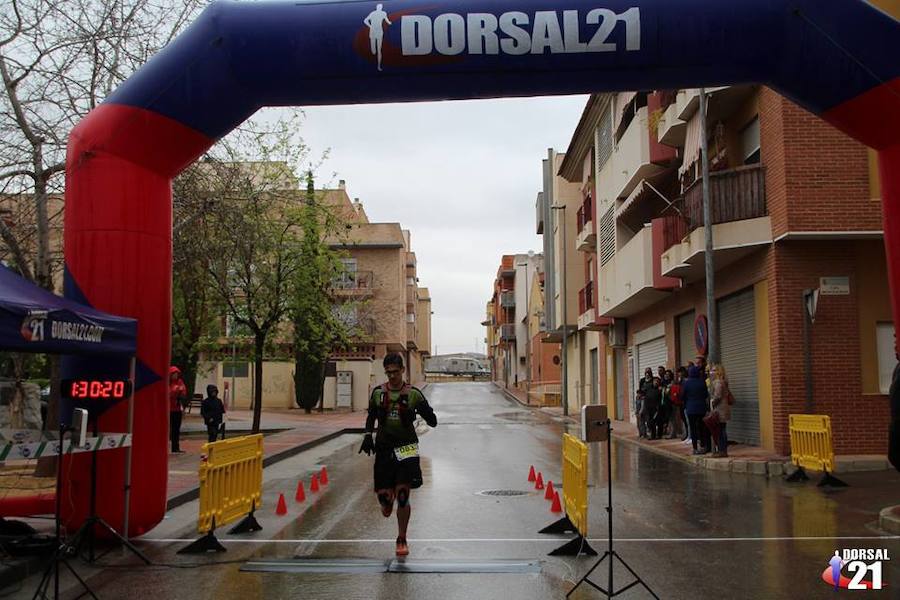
[561, 433, 589, 537]
[788, 414, 835, 473]
[197, 434, 264, 533]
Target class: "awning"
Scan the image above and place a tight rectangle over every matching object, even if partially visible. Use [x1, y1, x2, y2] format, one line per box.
[0, 265, 137, 356]
[680, 111, 702, 177]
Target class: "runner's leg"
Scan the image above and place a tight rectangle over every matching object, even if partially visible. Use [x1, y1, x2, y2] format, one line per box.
[376, 488, 394, 518]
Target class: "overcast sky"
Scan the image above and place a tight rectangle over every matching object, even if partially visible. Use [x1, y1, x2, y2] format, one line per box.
[292, 95, 589, 356]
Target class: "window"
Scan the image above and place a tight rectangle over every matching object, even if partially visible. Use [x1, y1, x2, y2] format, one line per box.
[406, 313, 416, 323]
[599, 206, 616, 266]
[740, 116, 761, 165]
[595, 107, 613, 174]
[876, 322, 898, 394]
[223, 362, 249, 378]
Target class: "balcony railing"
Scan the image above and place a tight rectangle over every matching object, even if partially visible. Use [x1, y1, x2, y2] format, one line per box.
[500, 291, 516, 308]
[663, 165, 767, 251]
[500, 324, 516, 341]
[349, 317, 377, 340]
[576, 196, 593, 234]
[330, 270, 374, 294]
[578, 283, 594, 315]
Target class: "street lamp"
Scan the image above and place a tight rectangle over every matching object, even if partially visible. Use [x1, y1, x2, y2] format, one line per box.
[550, 204, 568, 416]
[517, 250, 535, 402]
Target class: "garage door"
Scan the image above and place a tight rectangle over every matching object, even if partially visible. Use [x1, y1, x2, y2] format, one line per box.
[677, 310, 696, 367]
[718, 289, 759, 445]
[635, 336, 668, 392]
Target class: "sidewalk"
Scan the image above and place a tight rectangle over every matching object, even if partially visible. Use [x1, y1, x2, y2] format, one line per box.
[167, 408, 365, 508]
[493, 382, 891, 477]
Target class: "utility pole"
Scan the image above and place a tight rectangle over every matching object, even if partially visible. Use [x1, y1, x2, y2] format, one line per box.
[551, 205, 569, 416]
[700, 88, 719, 364]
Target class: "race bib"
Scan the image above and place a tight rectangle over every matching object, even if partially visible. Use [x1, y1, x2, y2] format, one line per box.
[394, 443, 419, 461]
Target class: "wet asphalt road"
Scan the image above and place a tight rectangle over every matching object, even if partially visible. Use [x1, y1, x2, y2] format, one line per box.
[15, 382, 900, 599]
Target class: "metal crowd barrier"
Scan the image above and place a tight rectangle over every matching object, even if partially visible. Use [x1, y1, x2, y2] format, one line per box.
[179, 434, 264, 554]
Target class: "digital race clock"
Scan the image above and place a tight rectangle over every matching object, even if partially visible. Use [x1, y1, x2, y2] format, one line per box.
[61, 379, 133, 400]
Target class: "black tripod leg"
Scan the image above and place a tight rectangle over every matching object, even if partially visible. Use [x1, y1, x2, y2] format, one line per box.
[611, 552, 660, 599]
[566, 551, 612, 598]
[62, 558, 99, 600]
[94, 517, 151, 564]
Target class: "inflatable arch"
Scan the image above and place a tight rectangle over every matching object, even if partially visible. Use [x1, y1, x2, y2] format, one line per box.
[60, 0, 900, 534]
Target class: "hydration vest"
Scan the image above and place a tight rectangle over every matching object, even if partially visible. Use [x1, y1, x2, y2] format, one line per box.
[378, 382, 412, 424]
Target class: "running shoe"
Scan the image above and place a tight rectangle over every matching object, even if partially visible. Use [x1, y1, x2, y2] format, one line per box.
[396, 536, 409, 557]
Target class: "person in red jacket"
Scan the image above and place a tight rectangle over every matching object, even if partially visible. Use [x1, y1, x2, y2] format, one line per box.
[169, 366, 187, 453]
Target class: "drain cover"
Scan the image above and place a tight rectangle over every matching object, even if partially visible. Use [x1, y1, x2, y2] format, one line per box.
[477, 489, 531, 497]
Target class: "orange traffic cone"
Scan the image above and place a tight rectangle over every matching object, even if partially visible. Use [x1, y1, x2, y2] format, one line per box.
[527, 465, 536, 482]
[544, 481, 555, 500]
[320, 466, 329, 485]
[276, 493, 288, 516]
[310, 473, 320, 492]
[295, 480, 306, 502]
[535, 472, 544, 490]
[550, 491, 562, 513]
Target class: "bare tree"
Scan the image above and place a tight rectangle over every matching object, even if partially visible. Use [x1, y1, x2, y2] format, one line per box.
[0, 0, 203, 285]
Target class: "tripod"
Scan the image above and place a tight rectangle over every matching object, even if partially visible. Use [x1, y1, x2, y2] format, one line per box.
[33, 421, 150, 600]
[567, 420, 658, 599]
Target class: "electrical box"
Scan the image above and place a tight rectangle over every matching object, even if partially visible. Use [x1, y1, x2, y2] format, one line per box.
[581, 404, 609, 443]
[336, 371, 353, 408]
[608, 320, 627, 347]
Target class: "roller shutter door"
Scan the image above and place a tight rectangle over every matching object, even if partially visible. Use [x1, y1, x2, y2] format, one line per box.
[677, 310, 696, 367]
[718, 289, 759, 445]
[636, 336, 668, 391]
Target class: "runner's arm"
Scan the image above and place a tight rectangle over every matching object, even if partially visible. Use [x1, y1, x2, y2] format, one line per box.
[416, 398, 437, 427]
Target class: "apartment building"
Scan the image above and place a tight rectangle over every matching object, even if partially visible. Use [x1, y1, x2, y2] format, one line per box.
[543, 87, 892, 457]
[201, 179, 431, 412]
[485, 253, 541, 390]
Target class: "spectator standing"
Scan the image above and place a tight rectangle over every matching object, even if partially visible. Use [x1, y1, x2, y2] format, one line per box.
[682, 365, 710, 454]
[636, 367, 654, 438]
[668, 369, 685, 439]
[201, 384, 226, 443]
[168, 366, 187, 453]
[709, 364, 732, 457]
[643, 377, 663, 439]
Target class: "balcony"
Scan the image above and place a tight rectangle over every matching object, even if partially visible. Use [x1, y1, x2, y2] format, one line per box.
[661, 165, 772, 282]
[406, 322, 418, 348]
[499, 256, 515, 278]
[500, 324, 516, 341]
[350, 317, 377, 341]
[330, 271, 374, 297]
[657, 97, 686, 147]
[406, 286, 417, 307]
[577, 283, 605, 330]
[597, 224, 670, 318]
[575, 197, 596, 251]
[500, 290, 516, 308]
[406, 253, 417, 268]
[610, 106, 667, 201]
[536, 192, 545, 235]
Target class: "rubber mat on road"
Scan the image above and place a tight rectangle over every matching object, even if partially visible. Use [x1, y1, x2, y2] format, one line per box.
[240, 558, 541, 574]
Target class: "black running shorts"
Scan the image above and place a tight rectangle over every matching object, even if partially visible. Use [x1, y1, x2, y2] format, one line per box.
[374, 446, 423, 490]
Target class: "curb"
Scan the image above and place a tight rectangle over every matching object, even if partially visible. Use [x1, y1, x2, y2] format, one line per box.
[166, 427, 364, 510]
[879, 505, 900, 535]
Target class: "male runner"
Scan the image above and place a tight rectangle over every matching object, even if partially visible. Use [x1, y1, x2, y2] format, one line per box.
[359, 352, 437, 556]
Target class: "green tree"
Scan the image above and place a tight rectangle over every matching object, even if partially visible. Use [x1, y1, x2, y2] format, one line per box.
[291, 172, 353, 412]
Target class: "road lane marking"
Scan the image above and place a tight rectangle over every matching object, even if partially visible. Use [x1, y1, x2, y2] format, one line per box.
[140, 535, 900, 544]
